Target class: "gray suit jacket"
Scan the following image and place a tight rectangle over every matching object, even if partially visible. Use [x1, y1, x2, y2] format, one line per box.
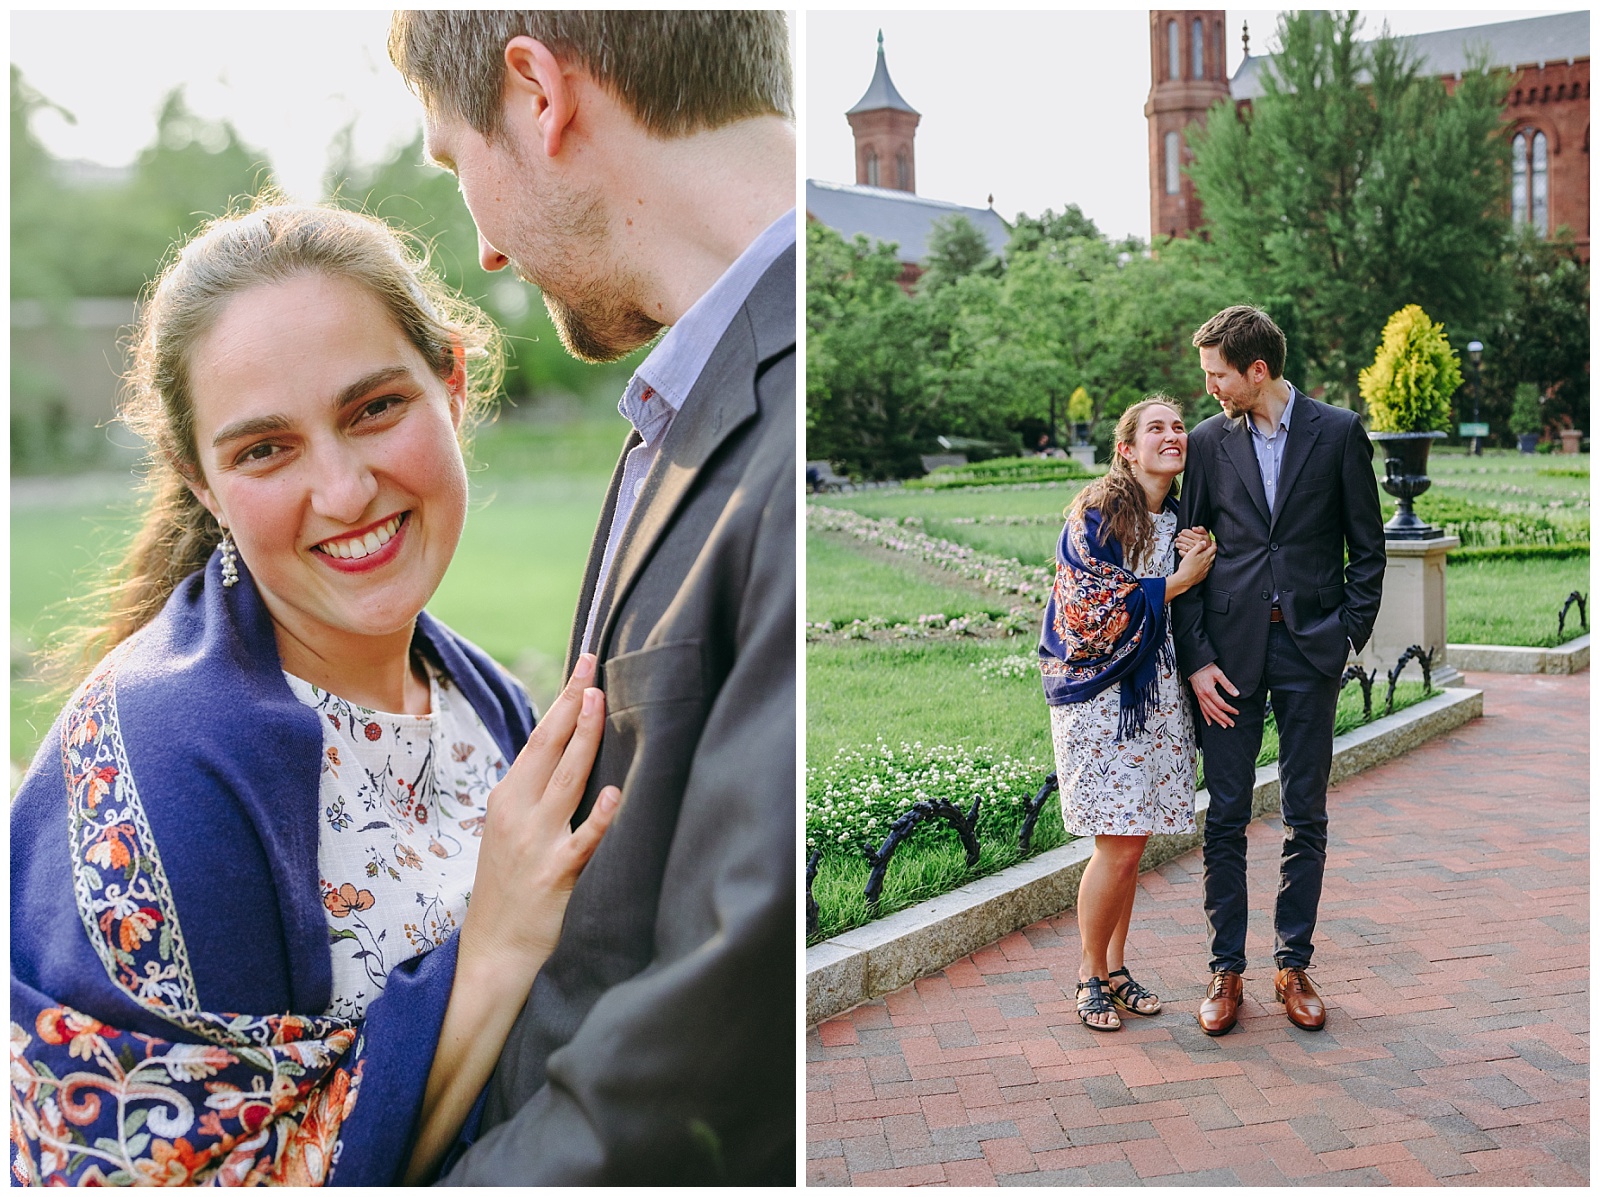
[1173, 387, 1385, 697]
[439, 246, 796, 1185]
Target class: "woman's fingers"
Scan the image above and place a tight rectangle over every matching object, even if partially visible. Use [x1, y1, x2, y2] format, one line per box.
[542, 687, 608, 818]
[504, 654, 598, 799]
[566, 786, 622, 868]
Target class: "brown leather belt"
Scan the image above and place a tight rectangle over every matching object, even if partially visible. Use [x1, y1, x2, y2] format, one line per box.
[1269, 604, 1284, 623]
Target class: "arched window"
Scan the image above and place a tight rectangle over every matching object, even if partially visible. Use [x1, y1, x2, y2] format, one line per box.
[1530, 131, 1548, 235]
[1511, 129, 1549, 236]
[896, 149, 910, 191]
[865, 147, 879, 187]
[1192, 17, 1205, 79]
[1165, 130, 1180, 195]
[1168, 19, 1179, 81]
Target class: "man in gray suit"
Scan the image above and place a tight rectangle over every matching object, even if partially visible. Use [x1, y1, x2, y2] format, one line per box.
[390, 11, 795, 1182]
[1173, 306, 1384, 1037]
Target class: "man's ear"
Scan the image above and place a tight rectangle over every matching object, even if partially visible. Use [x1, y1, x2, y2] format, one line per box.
[503, 36, 576, 159]
[1248, 359, 1271, 384]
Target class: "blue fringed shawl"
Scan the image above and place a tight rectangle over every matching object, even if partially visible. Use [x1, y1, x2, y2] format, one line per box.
[8, 548, 532, 1185]
[1038, 502, 1176, 739]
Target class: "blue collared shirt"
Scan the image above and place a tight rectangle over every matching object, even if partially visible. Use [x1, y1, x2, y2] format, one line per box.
[1248, 384, 1296, 514]
[581, 209, 797, 653]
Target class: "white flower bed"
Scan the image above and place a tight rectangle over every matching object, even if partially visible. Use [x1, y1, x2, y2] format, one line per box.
[805, 738, 1042, 855]
[972, 652, 1039, 680]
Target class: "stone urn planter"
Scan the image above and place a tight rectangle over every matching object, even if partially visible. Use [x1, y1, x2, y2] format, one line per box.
[1517, 433, 1540, 454]
[1370, 431, 1447, 540]
[1072, 421, 1090, 446]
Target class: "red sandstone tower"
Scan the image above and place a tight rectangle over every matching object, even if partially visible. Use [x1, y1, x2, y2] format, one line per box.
[847, 31, 920, 193]
[1144, 10, 1229, 241]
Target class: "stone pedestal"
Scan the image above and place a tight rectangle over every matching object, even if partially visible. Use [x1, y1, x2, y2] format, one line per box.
[1559, 428, 1583, 454]
[1360, 535, 1463, 689]
[1069, 444, 1096, 468]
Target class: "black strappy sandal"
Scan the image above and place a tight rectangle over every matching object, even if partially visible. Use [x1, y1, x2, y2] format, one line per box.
[1075, 977, 1121, 1031]
[1106, 966, 1162, 1016]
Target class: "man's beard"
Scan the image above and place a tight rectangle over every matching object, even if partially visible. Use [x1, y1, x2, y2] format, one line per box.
[541, 285, 663, 365]
[504, 167, 664, 364]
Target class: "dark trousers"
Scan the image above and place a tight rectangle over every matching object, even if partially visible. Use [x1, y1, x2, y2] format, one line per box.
[1200, 621, 1340, 974]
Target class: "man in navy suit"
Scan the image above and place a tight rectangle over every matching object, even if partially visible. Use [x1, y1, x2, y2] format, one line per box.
[1172, 306, 1385, 1036]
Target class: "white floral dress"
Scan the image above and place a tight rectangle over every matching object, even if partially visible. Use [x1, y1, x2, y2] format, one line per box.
[285, 664, 513, 1019]
[1050, 510, 1198, 836]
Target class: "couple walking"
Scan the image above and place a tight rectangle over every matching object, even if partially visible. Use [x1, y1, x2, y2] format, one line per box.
[1040, 306, 1387, 1036]
[10, 11, 794, 1186]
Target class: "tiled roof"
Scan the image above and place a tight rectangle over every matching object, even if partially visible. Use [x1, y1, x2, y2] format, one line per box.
[1232, 10, 1589, 100]
[805, 179, 1010, 264]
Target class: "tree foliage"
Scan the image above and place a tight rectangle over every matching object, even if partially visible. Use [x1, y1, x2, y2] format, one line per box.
[1187, 10, 1510, 406]
[1481, 227, 1589, 437]
[917, 214, 1001, 293]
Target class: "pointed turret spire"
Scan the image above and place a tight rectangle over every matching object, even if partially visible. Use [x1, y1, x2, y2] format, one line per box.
[847, 31, 920, 116]
[1241, 20, 1250, 57]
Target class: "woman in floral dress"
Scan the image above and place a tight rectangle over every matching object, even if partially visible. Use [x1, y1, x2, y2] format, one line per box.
[9, 203, 620, 1184]
[1039, 398, 1215, 1031]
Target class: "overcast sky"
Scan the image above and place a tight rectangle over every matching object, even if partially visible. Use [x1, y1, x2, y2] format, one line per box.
[10, 8, 1560, 237]
[806, 8, 1561, 242]
[11, 12, 420, 203]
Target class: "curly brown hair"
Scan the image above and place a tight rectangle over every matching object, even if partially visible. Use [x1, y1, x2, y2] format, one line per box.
[1068, 397, 1184, 569]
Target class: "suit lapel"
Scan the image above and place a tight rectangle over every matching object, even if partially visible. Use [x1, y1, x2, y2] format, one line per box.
[1220, 415, 1272, 525]
[564, 431, 640, 678]
[1270, 385, 1323, 531]
[587, 245, 796, 661]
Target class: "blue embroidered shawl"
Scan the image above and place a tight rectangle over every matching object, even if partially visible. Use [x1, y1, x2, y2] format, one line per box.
[9, 548, 532, 1185]
[1038, 502, 1175, 739]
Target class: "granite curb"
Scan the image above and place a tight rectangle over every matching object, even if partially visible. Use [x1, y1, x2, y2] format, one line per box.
[1448, 633, 1589, 674]
[806, 684, 1483, 1026]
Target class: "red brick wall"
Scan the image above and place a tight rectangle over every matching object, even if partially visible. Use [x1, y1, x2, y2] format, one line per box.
[847, 108, 920, 194]
[1144, 9, 1229, 241]
[1500, 59, 1589, 260]
[1149, 16, 1591, 261]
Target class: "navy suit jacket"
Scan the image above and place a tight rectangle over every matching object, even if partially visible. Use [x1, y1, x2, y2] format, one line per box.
[1172, 386, 1385, 697]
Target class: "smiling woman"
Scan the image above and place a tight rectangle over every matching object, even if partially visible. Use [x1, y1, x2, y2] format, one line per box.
[9, 201, 622, 1185]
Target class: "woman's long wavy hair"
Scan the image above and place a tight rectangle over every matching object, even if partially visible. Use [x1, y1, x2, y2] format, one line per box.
[1068, 397, 1184, 568]
[55, 196, 504, 682]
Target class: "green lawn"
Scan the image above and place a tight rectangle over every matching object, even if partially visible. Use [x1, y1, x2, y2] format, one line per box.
[11, 414, 627, 771]
[805, 532, 1000, 625]
[1446, 554, 1592, 647]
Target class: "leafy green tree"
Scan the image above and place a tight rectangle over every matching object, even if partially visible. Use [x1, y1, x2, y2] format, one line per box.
[917, 213, 1001, 293]
[1007, 203, 1105, 255]
[1187, 10, 1510, 407]
[806, 222, 935, 478]
[1481, 227, 1589, 438]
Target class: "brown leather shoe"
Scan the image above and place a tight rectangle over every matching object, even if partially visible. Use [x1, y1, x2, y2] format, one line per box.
[1274, 967, 1326, 1031]
[1197, 971, 1243, 1036]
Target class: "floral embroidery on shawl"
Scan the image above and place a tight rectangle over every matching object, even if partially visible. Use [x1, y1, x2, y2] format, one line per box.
[1038, 506, 1174, 739]
[10, 647, 364, 1185]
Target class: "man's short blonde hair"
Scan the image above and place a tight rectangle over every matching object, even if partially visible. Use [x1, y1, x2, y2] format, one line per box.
[389, 10, 793, 140]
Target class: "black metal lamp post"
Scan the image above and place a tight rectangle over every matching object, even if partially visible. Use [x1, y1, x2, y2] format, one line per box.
[1467, 340, 1484, 455]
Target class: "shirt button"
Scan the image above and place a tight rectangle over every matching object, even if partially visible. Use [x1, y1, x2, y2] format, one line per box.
[633, 479, 646, 496]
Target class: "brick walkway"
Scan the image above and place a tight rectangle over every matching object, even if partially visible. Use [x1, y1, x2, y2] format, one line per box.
[807, 671, 1589, 1186]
